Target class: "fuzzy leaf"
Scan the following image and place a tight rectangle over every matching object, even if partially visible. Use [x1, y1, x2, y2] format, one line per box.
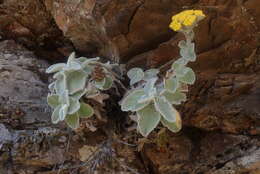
[67, 52, 76, 63]
[178, 67, 195, 85]
[162, 90, 186, 105]
[138, 95, 155, 104]
[53, 71, 62, 79]
[54, 72, 66, 94]
[137, 104, 161, 137]
[46, 63, 66, 73]
[82, 57, 100, 67]
[77, 57, 88, 63]
[127, 68, 144, 85]
[180, 42, 196, 62]
[102, 76, 113, 90]
[51, 105, 61, 124]
[154, 96, 178, 122]
[121, 90, 149, 112]
[66, 70, 87, 94]
[94, 77, 113, 90]
[138, 78, 157, 103]
[178, 40, 186, 49]
[59, 104, 68, 121]
[94, 78, 106, 90]
[67, 98, 80, 115]
[161, 112, 182, 133]
[144, 69, 159, 79]
[64, 61, 82, 71]
[164, 77, 179, 93]
[175, 64, 189, 77]
[144, 78, 157, 94]
[59, 90, 70, 105]
[72, 89, 87, 100]
[171, 59, 187, 70]
[78, 103, 94, 118]
[48, 82, 55, 93]
[47, 94, 60, 108]
[65, 113, 79, 129]
[82, 64, 93, 74]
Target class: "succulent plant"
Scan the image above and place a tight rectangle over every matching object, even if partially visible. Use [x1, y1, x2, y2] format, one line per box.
[46, 10, 205, 137]
[46, 52, 116, 129]
[120, 12, 203, 136]
[120, 67, 184, 137]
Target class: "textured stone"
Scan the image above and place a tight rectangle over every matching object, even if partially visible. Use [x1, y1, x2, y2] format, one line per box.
[0, 40, 50, 124]
[0, 0, 260, 174]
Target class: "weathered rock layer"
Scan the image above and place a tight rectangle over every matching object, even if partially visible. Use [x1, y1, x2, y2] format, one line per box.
[0, 0, 259, 173]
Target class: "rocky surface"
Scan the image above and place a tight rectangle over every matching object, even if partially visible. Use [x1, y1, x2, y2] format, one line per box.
[0, 0, 260, 173]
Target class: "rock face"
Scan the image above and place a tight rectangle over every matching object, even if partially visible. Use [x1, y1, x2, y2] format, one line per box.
[0, 0, 260, 174]
[0, 40, 50, 124]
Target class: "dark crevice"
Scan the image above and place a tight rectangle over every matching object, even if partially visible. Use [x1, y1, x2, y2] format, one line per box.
[214, 157, 237, 170]
[126, 1, 144, 35]
[0, 0, 74, 63]
[182, 126, 207, 161]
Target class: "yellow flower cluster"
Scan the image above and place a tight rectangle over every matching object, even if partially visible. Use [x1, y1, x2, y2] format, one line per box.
[169, 10, 205, 31]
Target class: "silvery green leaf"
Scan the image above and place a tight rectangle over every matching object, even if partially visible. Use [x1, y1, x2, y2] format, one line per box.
[154, 96, 178, 122]
[59, 90, 70, 105]
[86, 89, 100, 98]
[51, 105, 61, 124]
[46, 63, 66, 73]
[94, 78, 106, 90]
[59, 104, 68, 121]
[171, 59, 187, 70]
[72, 88, 87, 100]
[77, 57, 88, 63]
[82, 64, 93, 74]
[127, 68, 144, 85]
[164, 77, 179, 93]
[156, 82, 165, 94]
[180, 42, 196, 62]
[186, 30, 194, 41]
[178, 67, 195, 85]
[101, 76, 113, 90]
[174, 64, 192, 79]
[161, 112, 182, 133]
[67, 52, 76, 63]
[54, 73, 66, 94]
[78, 103, 94, 118]
[48, 82, 55, 93]
[64, 61, 82, 71]
[53, 71, 63, 79]
[82, 57, 100, 66]
[161, 90, 186, 105]
[121, 89, 150, 112]
[138, 78, 157, 103]
[137, 104, 161, 137]
[66, 70, 87, 94]
[144, 78, 157, 94]
[47, 94, 60, 108]
[67, 98, 80, 115]
[144, 69, 159, 79]
[94, 76, 113, 91]
[178, 40, 186, 49]
[138, 93, 155, 104]
[65, 112, 79, 129]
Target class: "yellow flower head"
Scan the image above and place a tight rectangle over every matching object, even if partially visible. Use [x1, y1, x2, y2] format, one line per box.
[169, 10, 205, 31]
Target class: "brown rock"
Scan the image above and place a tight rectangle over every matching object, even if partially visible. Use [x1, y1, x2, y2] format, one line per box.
[0, 0, 260, 174]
